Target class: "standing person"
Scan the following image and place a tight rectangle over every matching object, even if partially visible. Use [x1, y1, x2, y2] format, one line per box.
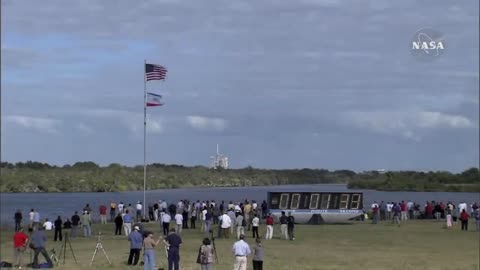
[31, 227, 53, 268]
[244, 201, 252, 231]
[279, 211, 288, 240]
[71, 211, 80, 238]
[148, 203, 155, 221]
[261, 201, 268, 219]
[81, 211, 92, 237]
[14, 209, 22, 232]
[99, 204, 107, 224]
[136, 202, 143, 222]
[232, 234, 251, 270]
[118, 201, 124, 214]
[228, 208, 236, 236]
[252, 238, 264, 270]
[13, 227, 29, 269]
[201, 206, 207, 232]
[63, 219, 72, 229]
[379, 201, 386, 221]
[446, 207, 453, 229]
[164, 228, 182, 270]
[386, 202, 393, 220]
[220, 211, 232, 239]
[452, 205, 459, 225]
[175, 211, 183, 234]
[123, 210, 133, 236]
[371, 205, 379, 224]
[287, 212, 295, 240]
[114, 213, 123, 235]
[54, 216, 63, 242]
[110, 200, 117, 222]
[29, 209, 35, 231]
[251, 214, 260, 239]
[265, 213, 274, 240]
[127, 226, 143, 265]
[400, 201, 408, 221]
[460, 209, 470, 231]
[182, 208, 189, 229]
[190, 207, 197, 229]
[197, 238, 215, 270]
[162, 210, 172, 236]
[474, 208, 480, 232]
[33, 210, 40, 231]
[392, 203, 401, 226]
[143, 232, 161, 270]
[235, 212, 245, 239]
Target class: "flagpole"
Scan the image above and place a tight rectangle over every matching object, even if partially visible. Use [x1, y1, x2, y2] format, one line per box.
[143, 59, 147, 220]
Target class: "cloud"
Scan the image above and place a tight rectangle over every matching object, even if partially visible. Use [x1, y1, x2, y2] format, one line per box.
[343, 111, 475, 140]
[187, 116, 227, 132]
[76, 123, 93, 135]
[4, 115, 62, 133]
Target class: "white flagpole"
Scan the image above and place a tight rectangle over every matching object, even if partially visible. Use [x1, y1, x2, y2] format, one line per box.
[143, 59, 147, 220]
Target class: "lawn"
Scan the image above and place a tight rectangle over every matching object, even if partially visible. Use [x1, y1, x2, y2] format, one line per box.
[1, 220, 478, 270]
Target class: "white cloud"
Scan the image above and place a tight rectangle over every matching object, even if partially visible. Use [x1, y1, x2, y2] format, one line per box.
[186, 116, 227, 132]
[76, 123, 93, 135]
[343, 111, 475, 140]
[4, 115, 62, 133]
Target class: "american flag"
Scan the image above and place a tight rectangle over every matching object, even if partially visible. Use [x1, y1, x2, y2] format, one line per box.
[145, 63, 167, 81]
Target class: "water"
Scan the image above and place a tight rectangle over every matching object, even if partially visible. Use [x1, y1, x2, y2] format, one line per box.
[1, 184, 478, 227]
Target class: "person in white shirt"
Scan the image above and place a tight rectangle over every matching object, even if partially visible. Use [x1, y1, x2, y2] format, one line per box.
[118, 202, 124, 214]
[252, 201, 258, 211]
[161, 211, 171, 236]
[251, 214, 260, 239]
[174, 212, 183, 234]
[43, 219, 53, 230]
[220, 212, 232, 238]
[201, 207, 208, 232]
[386, 202, 393, 220]
[135, 202, 143, 222]
[458, 202, 467, 213]
[232, 234, 251, 270]
[29, 209, 35, 229]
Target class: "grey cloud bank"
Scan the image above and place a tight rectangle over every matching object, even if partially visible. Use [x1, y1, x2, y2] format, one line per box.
[1, 0, 478, 172]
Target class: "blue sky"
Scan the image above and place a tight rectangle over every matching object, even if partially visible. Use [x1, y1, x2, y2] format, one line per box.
[1, 0, 478, 172]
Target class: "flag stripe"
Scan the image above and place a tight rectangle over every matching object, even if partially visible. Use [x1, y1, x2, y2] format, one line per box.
[145, 63, 168, 81]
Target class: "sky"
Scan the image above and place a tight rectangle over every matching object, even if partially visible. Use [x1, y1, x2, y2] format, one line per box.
[1, 0, 479, 172]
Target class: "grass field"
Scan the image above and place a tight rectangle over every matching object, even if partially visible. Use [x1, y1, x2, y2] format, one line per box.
[1, 220, 479, 270]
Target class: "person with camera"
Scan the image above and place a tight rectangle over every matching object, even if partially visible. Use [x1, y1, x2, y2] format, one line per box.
[30, 227, 53, 268]
[197, 237, 215, 270]
[143, 232, 161, 270]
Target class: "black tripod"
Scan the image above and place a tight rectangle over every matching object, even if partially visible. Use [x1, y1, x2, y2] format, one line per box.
[209, 230, 219, 263]
[57, 232, 77, 265]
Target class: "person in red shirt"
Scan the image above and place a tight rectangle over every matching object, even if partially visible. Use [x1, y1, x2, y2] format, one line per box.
[400, 201, 407, 221]
[265, 213, 274, 240]
[99, 204, 108, 224]
[13, 227, 29, 269]
[460, 209, 470, 231]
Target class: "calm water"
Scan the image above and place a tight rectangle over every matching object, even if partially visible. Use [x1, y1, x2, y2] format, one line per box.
[1, 184, 478, 228]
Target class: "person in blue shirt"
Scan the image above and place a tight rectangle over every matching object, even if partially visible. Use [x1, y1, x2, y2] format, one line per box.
[164, 228, 182, 270]
[123, 210, 133, 236]
[127, 226, 143, 265]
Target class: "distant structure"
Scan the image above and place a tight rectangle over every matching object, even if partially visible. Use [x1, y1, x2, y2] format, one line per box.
[210, 144, 229, 169]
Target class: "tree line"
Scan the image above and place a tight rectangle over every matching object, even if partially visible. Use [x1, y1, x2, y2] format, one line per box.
[0, 161, 478, 193]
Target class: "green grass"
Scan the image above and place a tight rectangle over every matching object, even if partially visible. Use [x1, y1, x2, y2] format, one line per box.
[1, 220, 479, 270]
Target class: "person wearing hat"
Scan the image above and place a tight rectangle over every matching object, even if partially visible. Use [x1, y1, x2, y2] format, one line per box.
[127, 226, 143, 265]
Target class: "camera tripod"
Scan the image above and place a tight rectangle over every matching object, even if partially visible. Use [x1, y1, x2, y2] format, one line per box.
[57, 232, 77, 265]
[90, 233, 112, 266]
[209, 230, 219, 263]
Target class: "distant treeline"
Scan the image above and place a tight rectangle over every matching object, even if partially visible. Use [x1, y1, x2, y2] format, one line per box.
[0, 161, 478, 193]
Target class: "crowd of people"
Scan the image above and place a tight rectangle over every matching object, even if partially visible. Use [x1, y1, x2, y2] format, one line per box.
[368, 200, 480, 231]
[9, 198, 480, 270]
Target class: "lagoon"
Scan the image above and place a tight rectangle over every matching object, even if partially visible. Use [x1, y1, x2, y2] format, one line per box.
[1, 184, 478, 227]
